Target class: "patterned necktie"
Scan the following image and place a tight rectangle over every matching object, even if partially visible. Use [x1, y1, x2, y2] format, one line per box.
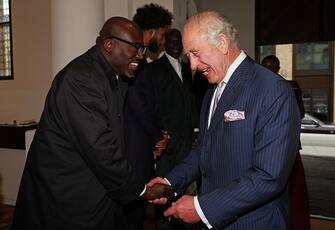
[211, 81, 226, 118]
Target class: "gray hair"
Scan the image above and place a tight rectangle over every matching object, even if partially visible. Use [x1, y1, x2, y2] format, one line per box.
[185, 11, 239, 48]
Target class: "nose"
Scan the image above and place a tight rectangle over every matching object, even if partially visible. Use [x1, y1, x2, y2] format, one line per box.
[189, 55, 199, 70]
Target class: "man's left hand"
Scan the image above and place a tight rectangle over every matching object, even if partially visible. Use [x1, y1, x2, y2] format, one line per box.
[164, 195, 201, 224]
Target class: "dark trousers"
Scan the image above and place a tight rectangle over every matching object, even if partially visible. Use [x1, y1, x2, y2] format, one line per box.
[124, 199, 148, 230]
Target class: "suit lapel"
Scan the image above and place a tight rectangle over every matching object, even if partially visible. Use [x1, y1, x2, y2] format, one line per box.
[181, 62, 192, 88]
[209, 56, 254, 129]
[203, 87, 215, 131]
[162, 54, 183, 85]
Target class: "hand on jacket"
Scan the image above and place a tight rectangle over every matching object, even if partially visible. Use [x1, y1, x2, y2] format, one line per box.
[141, 183, 175, 201]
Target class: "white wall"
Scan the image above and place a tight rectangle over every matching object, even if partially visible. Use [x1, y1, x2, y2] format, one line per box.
[51, 0, 105, 76]
[0, 148, 26, 205]
[104, 0, 130, 19]
[194, 0, 255, 58]
[103, 0, 188, 31]
[0, 0, 52, 123]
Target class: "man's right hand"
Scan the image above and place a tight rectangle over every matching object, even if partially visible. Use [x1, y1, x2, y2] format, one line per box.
[141, 183, 175, 201]
[153, 131, 170, 157]
[145, 177, 173, 204]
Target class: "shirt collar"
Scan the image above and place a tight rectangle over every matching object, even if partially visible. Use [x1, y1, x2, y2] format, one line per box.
[165, 51, 181, 63]
[219, 50, 247, 85]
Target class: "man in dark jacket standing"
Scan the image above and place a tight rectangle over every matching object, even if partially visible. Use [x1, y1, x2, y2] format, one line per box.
[150, 28, 197, 230]
[123, 4, 173, 230]
[11, 17, 174, 230]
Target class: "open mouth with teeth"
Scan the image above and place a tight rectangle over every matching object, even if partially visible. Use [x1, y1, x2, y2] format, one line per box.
[201, 68, 209, 76]
[128, 62, 139, 72]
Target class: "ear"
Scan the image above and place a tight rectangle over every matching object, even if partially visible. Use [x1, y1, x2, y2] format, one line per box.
[218, 33, 229, 54]
[104, 39, 113, 52]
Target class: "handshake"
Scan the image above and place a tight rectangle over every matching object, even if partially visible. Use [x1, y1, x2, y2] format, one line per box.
[141, 183, 175, 202]
[141, 178, 201, 224]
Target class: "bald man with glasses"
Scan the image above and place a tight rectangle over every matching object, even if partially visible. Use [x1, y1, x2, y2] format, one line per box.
[11, 17, 175, 230]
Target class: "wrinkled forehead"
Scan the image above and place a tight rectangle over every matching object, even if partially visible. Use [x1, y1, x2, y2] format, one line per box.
[182, 25, 205, 52]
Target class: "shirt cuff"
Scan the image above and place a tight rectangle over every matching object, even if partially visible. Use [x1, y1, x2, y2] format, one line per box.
[194, 196, 213, 229]
[164, 178, 172, 185]
[164, 178, 177, 196]
[139, 185, 146, 197]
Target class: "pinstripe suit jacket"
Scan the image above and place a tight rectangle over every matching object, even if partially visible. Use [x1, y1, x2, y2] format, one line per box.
[166, 56, 300, 229]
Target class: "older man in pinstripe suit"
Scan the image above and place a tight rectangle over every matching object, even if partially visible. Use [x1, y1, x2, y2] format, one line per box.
[149, 11, 300, 229]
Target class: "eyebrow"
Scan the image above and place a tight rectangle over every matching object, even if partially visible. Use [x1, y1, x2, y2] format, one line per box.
[189, 48, 199, 53]
[187, 49, 200, 57]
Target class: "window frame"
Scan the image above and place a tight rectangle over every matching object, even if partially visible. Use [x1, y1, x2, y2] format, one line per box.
[293, 42, 333, 76]
[293, 42, 334, 123]
[0, 0, 13, 80]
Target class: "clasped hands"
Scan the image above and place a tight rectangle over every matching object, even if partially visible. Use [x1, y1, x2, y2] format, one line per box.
[141, 182, 175, 201]
[145, 177, 201, 224]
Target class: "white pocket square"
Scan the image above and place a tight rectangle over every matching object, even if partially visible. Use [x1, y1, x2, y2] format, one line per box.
[224, 110, 245, 121]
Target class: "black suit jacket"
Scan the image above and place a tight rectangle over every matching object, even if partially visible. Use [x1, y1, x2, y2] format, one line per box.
[12, 46, 144, 230]
[123, 59, 163, 185]
[150, 54, 197, 176]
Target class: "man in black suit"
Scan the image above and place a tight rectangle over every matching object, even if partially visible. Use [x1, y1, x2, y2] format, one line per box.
[150, 28, 197, 230]
[152, 29, 196, 179]
[123, 4, 173, 230]
[11, 17, 174, 230]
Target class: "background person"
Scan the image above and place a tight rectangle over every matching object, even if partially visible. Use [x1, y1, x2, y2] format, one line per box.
[123, 4, 174, 230]
[148, 28, 197, 230]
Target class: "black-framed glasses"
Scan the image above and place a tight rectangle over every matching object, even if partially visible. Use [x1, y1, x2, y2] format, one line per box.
[108, 36, 146, 55]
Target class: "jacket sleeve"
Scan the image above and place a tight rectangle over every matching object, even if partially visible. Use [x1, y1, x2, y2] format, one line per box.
[56, 71, 144, 205]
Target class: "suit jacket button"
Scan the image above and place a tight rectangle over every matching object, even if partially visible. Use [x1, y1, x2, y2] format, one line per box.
[117, 113, 121, 117]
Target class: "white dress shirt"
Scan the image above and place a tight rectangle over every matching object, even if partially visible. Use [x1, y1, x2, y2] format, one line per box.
[165, 52, 183, 82]
[207, 51, 247, 128]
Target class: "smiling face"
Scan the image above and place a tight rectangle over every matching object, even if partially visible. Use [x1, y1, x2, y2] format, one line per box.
[183, 25, 229, 83]
[164, 29, 183, 59]
[100, 17, 144, 78]
[108, 32, 144, 78]
[183, 25, 230, 84]
[182, 11, 242, 85]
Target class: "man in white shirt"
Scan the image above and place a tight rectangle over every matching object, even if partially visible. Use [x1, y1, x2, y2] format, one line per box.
[148, 28, 197, 230]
